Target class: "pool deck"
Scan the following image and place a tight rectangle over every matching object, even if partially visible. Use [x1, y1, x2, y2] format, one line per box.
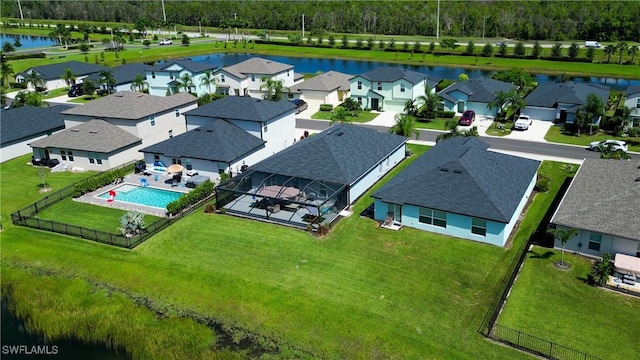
[74, 173, 191, 217]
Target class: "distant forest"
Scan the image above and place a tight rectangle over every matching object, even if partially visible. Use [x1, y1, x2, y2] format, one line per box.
[2, 1, 639, 42]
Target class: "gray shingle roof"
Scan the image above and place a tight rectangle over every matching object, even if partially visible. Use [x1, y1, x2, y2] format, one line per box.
[524, 81, 610, 108]
[372, 137, 540, 223]
[625, 84, 640, 98]
[61, 91, 197, 120]
[17, 61, 108, 80]
[85, 63, 157, 86]
[158, 59, 218, 74]
[357, 67, 441, 87]
[139, 120, 265, 163]
[250, 125, 408, 185]
[438, 78, 517, 104]
[29, 119, 141, 153]
[184, 96, 295, 123]
[288, 71, 352, 93]
[221, 57, 293, 79]
[1, 105, 72, 145]
[551, 159, 640, 241]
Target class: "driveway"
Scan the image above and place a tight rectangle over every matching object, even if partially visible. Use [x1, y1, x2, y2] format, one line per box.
[504, 119, 553, 143]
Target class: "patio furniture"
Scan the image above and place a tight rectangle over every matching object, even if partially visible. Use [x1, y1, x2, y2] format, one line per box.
[186, 175, 210, 188]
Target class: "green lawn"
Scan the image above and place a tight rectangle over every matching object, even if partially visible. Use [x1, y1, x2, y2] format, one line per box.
[0, 149, 576, 359]
[545, 125, 640, 152]
[413, 118, 452, 130]
[485, 121, 514, 136]
[498, 247, 640, 360]
[34, 198, 160, 233]
[310, 110, 379, 123]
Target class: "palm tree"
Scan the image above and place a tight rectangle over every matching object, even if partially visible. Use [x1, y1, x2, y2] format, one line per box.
[130, 74, 149, 93]
[60, 68, 76, 87]
[118, 211, 146, 238]
[549, 227, 578, 267]
[0, 61, 14, 87]
[604, 44, 616, 63]
[98, 70, 117, 94]
[330, 106, 352, 125]
[616, 41, 628, 65]
[199, 70, 217, 94]
[627, 45, 638, 65]
[49, 24, 71, 50]
[25, 71, 45, 90]
[13, 90, 45, 108]
[414, 92, 440, 120]
[260, 78, 284, 101]
[389, 113, 419, 139]
[583, 93, 604, 135]
[436, 120, 478, 142]
[176, 73, 194, 93]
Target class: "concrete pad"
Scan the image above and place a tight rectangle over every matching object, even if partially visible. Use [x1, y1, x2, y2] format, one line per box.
[504, 120, 553, 143]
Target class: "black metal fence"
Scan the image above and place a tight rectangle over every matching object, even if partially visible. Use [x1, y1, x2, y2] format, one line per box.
[10, 162, 215, 249]
[492, 324, 602, 360]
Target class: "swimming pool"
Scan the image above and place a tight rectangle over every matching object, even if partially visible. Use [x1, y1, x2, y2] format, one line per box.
[97, 184, 184, 209]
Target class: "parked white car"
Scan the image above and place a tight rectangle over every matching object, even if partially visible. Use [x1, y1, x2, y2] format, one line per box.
[513, 115, 532, 130]
[589, 140, 628, 152]
[159, 39, 173, 45]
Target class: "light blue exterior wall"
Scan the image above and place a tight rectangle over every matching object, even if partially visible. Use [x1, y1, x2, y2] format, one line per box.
[523, 106, 557, 121]
[349, 144, 405, 203]
[349, 76, 429, 112]
[554, 225, 639, 258]
[466, 102, 494, 116]
[146, 65, 210, 97]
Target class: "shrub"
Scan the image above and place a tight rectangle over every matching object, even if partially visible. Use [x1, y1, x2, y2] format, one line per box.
[72, 163, 135, 197]
[627, 127, 639, 137]
[165, 180, 215, 215]
[319, 104, 333, 111]
[435, 110, 456, 118]
[10, 82, 27, 89]
[535, 174, 550, 192]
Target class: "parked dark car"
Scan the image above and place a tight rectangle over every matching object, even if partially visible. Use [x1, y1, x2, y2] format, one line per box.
[31, 157, 60, 167]
[291, 99, 308, 114]
[458, 110, 476, 126]
[67, 84, 84, 97]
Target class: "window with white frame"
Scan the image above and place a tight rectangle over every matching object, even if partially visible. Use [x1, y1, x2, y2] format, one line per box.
[588, 232, 602, 251]
[151, 72, 156, 79]
[66, 150, 74, 162]
[168, 129, 173, 138]
[377, 82, 382, 90]
[88, 152, 103, 165]
[175, 108, 180, 117]
[154, 154, 160, 161]
[220, 74, 225, 82]
[636, 98, 640, 108]
[61, 150, 67, 161]
[400, 83, 406, 92]
[471, 218, 487, 236]
[185, 158, 192, 170]
[287, 69, 290, 76]
[150, 115, 156, 127]
[169, 72, 174, 79]
[357, 96, 362, 104]
[357, 81, 362, 90]
[418, 208, 446, 228]
[251, 74, 256, 82]
[172, 158, 182, 165]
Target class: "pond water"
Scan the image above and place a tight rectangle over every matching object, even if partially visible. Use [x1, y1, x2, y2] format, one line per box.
[1, 303, 131, 360]
[0, 33, 57, 49]
[190, 53, 640, 91]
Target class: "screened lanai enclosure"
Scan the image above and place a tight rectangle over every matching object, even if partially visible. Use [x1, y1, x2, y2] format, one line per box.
[215, 169, 348, 229]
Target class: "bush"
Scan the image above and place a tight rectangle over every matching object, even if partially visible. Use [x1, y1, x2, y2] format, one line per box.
[435, 110, 456, 118]
[165, 181, 215, 215]
[10, 82, 27, 89]
[627, 127, 639, 137]
[72, 163, 135, 197]
[319, 104, 333, 111]
[535, 174, 550, 192]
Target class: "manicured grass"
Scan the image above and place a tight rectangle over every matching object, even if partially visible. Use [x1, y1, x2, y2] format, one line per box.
[486, 121, 514, 136]
[34, 198, 160, 233]
[413, 118, 451, 130]
[0, 154, 97, 227]
[544, 125, 640, 152]
[310, 110, 379, 123]
[498, 247, 640, 360]
[40, 87, 69, 99]
[1, 148, 575, 359]
[67, 95, 99, 104]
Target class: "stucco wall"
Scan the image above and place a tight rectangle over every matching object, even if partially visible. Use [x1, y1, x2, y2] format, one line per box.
[554, 225, 639, 258]
[349, 144, 406, 203]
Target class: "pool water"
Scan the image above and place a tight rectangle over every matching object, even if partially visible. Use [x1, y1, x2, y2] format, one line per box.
[98, 184, 184, 209]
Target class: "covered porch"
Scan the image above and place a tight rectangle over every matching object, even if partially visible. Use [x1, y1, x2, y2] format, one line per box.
[607, 253, 640, 294]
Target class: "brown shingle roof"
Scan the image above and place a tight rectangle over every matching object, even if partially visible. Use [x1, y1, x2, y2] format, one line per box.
[30, 119, 141, 153]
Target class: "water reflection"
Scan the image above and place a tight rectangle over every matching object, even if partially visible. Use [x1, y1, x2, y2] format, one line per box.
[0, 33, 57, 49]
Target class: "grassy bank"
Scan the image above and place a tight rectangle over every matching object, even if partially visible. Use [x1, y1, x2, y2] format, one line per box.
[1, 147, 576, 358]
[498, 247, 640, 360]
[544, 125, 640, 152]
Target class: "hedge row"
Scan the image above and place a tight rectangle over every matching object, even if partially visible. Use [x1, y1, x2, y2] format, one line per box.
[71, 163, 134, 198]
[319, 104, 333, 111]
[4, 52, 47, 61]
[166, 181, 215, 215]
[436, 110, 456, 118]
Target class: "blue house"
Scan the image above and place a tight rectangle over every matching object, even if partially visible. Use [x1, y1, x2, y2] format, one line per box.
[438, 78, 517, 116]
[372, 137, 540, 246]
[523, 81, 610, 123]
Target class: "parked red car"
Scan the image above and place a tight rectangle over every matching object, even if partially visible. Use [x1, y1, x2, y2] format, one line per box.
[458, 110, 476, 126]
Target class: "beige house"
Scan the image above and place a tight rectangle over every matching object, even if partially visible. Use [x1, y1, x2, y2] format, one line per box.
[30, 91, 197, 171]
[214, 57, 303, 98]
[287, 71, 352, 112]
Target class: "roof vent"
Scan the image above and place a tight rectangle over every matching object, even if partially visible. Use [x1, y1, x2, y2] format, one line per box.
[115, 93, 124, 97]
[206, 129, 213, 132]
[136, 93, 144, 98]
[636, 177, 640, 182]
[71, 128, 80, 132]
[336, 131, 344, 136]
[194, 128, 201, 131]
[89, 130, 98, 134]
[453, 169, 462, 174]
[440, 167, 449, 172]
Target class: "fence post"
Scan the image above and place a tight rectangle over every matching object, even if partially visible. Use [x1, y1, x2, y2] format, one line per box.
[517, 329, 520, 346]
[65, 223, 69, 235]
[549, 342, 553, 358]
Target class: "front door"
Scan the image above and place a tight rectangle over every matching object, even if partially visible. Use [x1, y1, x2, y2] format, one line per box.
[387, 203, 401, 223]
[457, 101, 465, 113]
[371, 98, 379, 111]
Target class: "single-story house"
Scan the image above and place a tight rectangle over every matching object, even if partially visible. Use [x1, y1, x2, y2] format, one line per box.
[350, 67, 441, 112]
[550, 159, 640, 258]
[287, 70, 352, 111]
[214, 56, 303, 98]
[215, 125, 408, 229]
[146, 59, 218, 97]
[15, 61, 107, 91]
[523, 81, 610, 123]
[85, 63, 157, 93]
[184, 96, 297, 161]
[139, 120, 266, 183]
[1, 105, 72, 163]
[438, 78, 517, 116]
[29, 119, 142, 171]
[624, 85, 640, 128]
[372, 137, 540, 247]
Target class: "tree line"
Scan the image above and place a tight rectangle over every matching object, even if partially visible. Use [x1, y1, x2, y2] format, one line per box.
[1, 1, 639, 42]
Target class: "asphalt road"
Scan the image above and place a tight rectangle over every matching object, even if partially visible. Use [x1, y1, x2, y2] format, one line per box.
[296, 119, 635, 162]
